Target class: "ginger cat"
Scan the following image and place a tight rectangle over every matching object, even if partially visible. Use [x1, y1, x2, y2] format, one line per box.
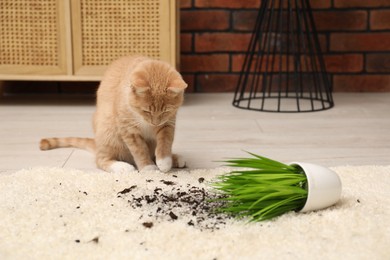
[40, 55, 187, 173]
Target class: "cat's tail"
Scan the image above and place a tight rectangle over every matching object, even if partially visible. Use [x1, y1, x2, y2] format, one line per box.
[40, 137, 95, 153]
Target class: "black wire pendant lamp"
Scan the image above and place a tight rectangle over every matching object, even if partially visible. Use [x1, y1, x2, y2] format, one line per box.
[233, 0, 334, 112]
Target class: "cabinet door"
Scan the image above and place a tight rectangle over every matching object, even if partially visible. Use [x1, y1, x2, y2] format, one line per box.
[71, 0, 178, 77]
[0, 0, 69, 79]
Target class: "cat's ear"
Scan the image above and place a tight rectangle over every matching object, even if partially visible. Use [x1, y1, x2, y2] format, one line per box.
[130, 84, 149, 95]
[129, 73, 149, 95]
[168, 78, 187, 94]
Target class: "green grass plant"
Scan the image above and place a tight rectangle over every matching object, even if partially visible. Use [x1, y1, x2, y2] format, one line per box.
[213, 152, 308, 221]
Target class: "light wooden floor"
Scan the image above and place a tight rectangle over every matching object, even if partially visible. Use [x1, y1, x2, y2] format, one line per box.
[1, 93, 389, 174]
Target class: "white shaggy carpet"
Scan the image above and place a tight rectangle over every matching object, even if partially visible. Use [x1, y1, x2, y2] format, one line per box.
[1, 166, 389, 259]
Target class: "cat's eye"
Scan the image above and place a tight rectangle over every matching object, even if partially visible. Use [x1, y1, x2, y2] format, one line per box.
[142, 110, 151, 114]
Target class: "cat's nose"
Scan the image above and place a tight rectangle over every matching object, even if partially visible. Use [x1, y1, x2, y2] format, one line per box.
[151, 117, 160, 126]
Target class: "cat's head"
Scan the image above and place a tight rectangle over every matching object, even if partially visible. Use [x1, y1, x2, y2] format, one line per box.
[128, 59, 187, 126]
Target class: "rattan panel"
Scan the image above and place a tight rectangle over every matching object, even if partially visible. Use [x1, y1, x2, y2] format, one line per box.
[0, 0, 60, 66]
[79, 0, 162, 66]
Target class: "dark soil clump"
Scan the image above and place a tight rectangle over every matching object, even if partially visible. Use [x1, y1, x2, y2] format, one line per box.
[117, 176, 230, 230]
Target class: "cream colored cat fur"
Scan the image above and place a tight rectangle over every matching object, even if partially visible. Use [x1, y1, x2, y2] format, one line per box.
[40, 55, 187, 173]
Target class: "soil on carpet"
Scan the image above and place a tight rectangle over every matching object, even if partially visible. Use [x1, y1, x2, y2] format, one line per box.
[117, 176, 230, 230]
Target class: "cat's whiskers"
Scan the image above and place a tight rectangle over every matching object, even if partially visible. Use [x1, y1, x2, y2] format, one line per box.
[165, 119, 176, 127]
[125, 121, 142, 129]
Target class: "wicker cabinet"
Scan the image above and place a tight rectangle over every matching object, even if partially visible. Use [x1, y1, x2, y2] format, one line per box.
[0, 0, 179, 81]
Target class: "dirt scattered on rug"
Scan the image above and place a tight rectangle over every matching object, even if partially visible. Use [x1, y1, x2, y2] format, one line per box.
[116, 176, 230, 230]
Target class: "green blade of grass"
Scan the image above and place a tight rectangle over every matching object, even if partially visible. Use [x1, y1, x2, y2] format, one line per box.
[213, 152, 308, 222]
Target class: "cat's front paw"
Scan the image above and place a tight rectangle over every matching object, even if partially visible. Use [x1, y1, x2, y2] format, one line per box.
[156, 156, 172, 173]
[108, 161, 136, 174]
[140, 164, 159, 172]
[173, 154, 186, 168]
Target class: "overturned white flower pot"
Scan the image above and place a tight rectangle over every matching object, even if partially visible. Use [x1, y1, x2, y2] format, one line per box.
[214, 152, 343, 221]
[290, 162, 342, 212]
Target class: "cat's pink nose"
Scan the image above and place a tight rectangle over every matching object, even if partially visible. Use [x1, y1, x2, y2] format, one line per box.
[151, 117, 160, 126]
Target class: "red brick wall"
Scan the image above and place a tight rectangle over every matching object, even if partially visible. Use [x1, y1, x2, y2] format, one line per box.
[180, 0, 390, 92]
